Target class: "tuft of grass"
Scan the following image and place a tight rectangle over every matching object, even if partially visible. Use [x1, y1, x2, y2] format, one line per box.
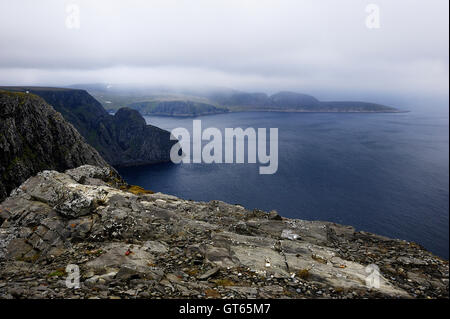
[126, 185, 154, 195]
[48, 268, 66, 277]
[204, 288, 221, 298]
[296, 269, 310, 280]
[85, 249, 103, 256]
[213, 278, 235, 287]
[185, 268, 199, 276]
[17, 253, 40, 263]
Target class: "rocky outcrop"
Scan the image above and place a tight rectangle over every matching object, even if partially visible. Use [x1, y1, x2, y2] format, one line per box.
[104, 107, 177, 166]
[0, 91, 108, 202]
[0, 87, 177, 167]
[0, 166, 447, 299]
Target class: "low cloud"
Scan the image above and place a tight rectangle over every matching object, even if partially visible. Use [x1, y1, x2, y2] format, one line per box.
[0, 0, 448, 103]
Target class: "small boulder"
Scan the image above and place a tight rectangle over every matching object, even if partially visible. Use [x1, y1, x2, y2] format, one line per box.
[197, 267, 220, 280]
[268, 210, 282, 220]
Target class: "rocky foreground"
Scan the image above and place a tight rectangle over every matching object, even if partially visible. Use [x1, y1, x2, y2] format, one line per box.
[0, 166, 448, 299]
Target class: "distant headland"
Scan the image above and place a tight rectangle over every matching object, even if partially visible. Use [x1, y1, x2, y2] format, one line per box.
[68, 84, 404, 117]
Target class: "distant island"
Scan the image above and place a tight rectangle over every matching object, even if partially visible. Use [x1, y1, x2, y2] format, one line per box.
[69, 84, 402, 117]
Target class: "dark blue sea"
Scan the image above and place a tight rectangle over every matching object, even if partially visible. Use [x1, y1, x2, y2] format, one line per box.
[117, 111, 449, 259]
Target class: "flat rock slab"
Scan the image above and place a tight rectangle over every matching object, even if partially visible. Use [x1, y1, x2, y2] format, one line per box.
[85, 243, 155, 273]
[198, 267, 220, 280]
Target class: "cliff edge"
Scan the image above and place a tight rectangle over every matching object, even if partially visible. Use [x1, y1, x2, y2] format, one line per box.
[0, 87, 177, 167]
[0, 91, 108, 201]
[0, 165, 447, 299]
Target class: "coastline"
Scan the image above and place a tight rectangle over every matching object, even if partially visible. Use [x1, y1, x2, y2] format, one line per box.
[125, 109, 408, 118]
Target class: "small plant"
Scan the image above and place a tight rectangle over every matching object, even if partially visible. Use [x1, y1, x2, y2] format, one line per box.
[186, 268, 199, 276]
[48, 268, 66, 277]
[85, 249, 103, 256]
[213, 278, 235, 287]
[126, 185, 154, 195]
[17, 253, 40, 263]
[204, 288, 221, 298]
[296, 269, 310, 280]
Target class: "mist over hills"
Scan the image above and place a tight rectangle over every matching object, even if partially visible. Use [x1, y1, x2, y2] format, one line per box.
[68, 84, 400, 116]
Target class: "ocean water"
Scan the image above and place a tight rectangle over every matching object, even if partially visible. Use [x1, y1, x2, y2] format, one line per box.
[117, 111, 449, 259]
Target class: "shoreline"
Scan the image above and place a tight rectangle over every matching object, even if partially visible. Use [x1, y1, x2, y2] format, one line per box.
[112, 109, 408, 118]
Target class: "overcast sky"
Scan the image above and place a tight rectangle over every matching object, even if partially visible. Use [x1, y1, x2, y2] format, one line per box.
[0, 0, 448, 103]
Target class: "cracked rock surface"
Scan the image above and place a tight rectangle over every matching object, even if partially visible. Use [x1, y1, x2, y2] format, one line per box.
[0, 165, 448, 299]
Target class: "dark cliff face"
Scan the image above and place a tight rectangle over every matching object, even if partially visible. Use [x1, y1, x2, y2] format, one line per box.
[0, 91, 108, 201]
[0, 87, 177, 167]
[110, 108, 176, 166]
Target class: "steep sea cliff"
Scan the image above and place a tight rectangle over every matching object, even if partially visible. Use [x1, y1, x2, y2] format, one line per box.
[0, 91, 107, 201]
[0, 87, 176, 167]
